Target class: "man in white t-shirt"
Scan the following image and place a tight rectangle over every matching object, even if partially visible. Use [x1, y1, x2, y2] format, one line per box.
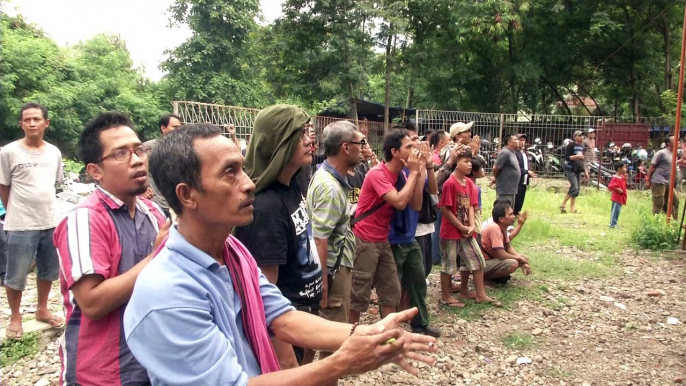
[0, 103, 64, 339]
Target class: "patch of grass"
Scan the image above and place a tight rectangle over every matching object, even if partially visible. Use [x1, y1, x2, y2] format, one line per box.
[481, 185, 654, 255]
[545, 296, 569, 311]
[447, 283, 545, 320]
[630, 213, 680, 250]
[526, 247, 612, 280]
[501, 332, 536, 349]
[1, 332, 40, 366]
[547, 367, 573, 379]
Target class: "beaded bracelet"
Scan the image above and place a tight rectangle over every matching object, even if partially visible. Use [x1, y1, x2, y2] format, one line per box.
[350, 322, 359, 336]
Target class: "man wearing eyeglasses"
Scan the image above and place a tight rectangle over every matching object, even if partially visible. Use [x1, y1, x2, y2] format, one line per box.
[0, 102, 65, 340]
[52, 111, 170, 386]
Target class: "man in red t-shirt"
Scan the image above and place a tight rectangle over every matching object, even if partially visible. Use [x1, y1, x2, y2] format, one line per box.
[480, 201, 531, 284]
[349, 129, 425, 324]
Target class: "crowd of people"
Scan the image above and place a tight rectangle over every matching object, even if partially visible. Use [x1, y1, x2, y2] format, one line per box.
[0, 101, 650, 386]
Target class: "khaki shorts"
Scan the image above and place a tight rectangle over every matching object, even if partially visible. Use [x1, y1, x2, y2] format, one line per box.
[350, 236, 401, 313]
[320, 267, 352, 323]
[483, 258, 518, 281]
[440, 237, 485, 274]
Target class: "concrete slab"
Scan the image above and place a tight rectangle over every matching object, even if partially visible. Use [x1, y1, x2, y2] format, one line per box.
[0, 319, 60, 341]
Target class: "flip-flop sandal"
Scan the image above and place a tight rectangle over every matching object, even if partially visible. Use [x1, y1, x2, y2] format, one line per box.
[37, 316, 65, 328]
[439, 300, 466, 308]
[6, 327, 23, 340]
[560, 207, 567, 214]
[475, 299, 503, 308]
[570, 209, 580, 214]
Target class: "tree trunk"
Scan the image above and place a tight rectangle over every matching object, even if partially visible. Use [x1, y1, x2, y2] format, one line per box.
[540, 76, 572, 115]
[508, 30, 518, 113]
[662, 11, 673, 91]
[384, 23, 394, 133]
[406, 84, 415, 109]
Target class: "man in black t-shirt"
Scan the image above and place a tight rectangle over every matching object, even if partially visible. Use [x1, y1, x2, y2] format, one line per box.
[234, 105, 323, 369]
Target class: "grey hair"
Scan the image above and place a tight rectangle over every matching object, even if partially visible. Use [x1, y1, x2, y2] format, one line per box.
[323, 120, 358, 157]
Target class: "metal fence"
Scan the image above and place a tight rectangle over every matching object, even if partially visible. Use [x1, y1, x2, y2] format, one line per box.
[416, 110, 674, 189]
[172, 101, 386, 159]
[172, 101, 679, 190]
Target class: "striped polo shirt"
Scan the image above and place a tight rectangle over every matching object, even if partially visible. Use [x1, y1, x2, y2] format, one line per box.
[306, 161, 355, 268]
[53, 186, 165, 386]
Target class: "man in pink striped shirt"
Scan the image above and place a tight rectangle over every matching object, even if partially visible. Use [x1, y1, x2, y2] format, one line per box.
[53, 112, 169, 386]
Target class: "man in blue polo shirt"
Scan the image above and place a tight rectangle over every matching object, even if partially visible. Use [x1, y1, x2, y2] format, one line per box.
[389, 126, 440, 337]
[123, 123, 438, 385]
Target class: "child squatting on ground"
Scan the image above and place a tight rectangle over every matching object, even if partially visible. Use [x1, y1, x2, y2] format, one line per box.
[608, 162, 628, 228]
[438, 150, 502, 308]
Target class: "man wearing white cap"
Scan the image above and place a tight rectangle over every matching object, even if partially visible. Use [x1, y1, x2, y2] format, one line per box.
[439, 121, 478, 163]
[583, 128, 596, 181]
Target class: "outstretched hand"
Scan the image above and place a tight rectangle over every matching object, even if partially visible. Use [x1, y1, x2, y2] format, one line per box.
[368, 308, 438, 376]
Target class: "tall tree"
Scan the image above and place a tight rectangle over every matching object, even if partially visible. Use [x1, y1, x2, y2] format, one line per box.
[261, 0, 375, 107]
[161, 0, 267, 107]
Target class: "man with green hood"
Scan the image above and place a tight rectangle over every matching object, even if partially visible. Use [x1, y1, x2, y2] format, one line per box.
[234, 105, 323, 369]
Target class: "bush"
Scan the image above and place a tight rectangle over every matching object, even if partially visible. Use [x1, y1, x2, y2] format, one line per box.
[63, 158, 84, 175]
[0, 332, 39, 366]
[631, 214, 680, 251]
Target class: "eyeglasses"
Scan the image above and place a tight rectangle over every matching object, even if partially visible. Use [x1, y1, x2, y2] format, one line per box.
[348, 139, 368, 146]
[100, 146, 152, 162]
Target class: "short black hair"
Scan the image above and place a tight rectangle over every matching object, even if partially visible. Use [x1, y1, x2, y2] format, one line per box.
[393, 120, 417, 132]
[149, 123, 223, 215]
[504, 133, 518, 144]
[431, 131, 447, 147]
[614, 161, 627, 171]
[383, 129, 409, 162]
[492, 201, 512, 223]
[79, 112, 136, 165]
[468, 156, 483, 177]
[20, 102, 48, 121]
[458, 148, 473, 161]
[159, 114, 182, 129]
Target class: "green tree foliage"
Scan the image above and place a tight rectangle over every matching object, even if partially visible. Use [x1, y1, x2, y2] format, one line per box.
[161, 0, 268, 107]
[259, 0, 376, 105]
[0, 13, 166, 155]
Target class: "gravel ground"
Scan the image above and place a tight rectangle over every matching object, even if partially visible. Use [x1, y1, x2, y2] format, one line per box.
[2, 250, 685, 386]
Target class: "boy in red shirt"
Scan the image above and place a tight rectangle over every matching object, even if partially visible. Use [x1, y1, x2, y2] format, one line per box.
[609, 162, 628, 228]
[438, 150, 501, 308]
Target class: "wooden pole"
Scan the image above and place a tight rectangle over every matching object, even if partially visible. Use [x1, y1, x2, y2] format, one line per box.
[666, 3, 686, 222]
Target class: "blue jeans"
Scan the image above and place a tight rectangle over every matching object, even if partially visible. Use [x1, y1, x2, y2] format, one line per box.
[610, 201, 622, 227]
[566, 170, 581, 197]
[431, 210, 442, 264]
[5, 228, 59, 291]
[0, 221, 7, 285]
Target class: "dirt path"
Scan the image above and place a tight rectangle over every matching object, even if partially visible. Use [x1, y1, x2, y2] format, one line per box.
[2, 252, 685, 386]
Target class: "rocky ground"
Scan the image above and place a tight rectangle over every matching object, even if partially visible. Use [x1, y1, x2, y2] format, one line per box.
[2, 252, 685, 386]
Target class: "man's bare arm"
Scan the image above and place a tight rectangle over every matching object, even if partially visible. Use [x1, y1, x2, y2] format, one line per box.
[382, 170, 419, 210]
[0, 184, 9, 209]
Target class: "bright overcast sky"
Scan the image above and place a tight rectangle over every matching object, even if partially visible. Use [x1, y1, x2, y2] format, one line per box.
[4, 0, 284, 81]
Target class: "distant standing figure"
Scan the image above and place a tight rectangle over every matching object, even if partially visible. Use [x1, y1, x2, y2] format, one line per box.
[608, 162, 628, 228]
[0, 102, 65, 340]
[492, 133, 520, 207]
[560, 131, 585, 214]
[646, 135, 679, 219]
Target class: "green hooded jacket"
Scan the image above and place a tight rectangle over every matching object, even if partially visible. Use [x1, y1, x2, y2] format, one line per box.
[244, 104, 311, 194]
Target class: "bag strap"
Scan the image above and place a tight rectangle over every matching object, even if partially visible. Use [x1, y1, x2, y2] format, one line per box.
[350, 200, 387, 227]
